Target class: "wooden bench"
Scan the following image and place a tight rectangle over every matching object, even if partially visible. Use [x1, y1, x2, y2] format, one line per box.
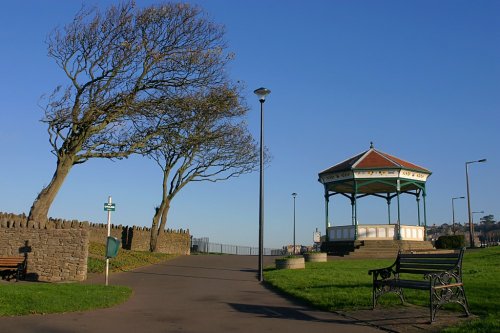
[0, 256, 27, 281]
[368, 248, 470, 322]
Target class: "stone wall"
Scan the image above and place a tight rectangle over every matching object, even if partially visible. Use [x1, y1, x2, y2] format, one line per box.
[0, 221, 88, 282]
[88, 223, 190, 254]
[0, 212, 190, 281]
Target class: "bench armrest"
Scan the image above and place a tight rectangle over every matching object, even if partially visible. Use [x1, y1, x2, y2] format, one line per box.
[368, 265, 398, 280]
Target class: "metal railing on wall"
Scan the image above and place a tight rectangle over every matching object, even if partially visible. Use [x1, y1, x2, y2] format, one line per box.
[191, 237, 284, 256]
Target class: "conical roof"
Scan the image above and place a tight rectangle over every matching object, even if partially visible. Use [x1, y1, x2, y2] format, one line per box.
[319, 145, 430, 175]
[318, 144, 431, 194]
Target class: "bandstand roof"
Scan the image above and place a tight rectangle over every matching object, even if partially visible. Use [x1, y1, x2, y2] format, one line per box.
[318, 144, 431, 194]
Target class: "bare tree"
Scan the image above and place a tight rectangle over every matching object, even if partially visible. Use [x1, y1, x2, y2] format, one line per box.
[28, 1, 232, 225]
[148, 87, 259, 252]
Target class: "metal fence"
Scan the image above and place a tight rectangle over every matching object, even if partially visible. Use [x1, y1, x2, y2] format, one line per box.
[191, 237, 284, 256]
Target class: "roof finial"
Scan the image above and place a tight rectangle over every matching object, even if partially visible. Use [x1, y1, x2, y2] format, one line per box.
[370, 141, 374, 149]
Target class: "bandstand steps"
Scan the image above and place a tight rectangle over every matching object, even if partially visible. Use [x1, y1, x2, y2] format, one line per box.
[323, 240, 435, 258]
[362, 240, 435, 250]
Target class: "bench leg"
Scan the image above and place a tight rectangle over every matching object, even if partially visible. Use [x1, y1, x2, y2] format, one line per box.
[457, 285, 471, 317]
[430, 285, 470, 323]
[459, 286, 470, 317]
[398, 288, 405, 304]
[372, 287, 375, 309]
[430, 288, 435, 323]
[370, 273, 375, 309]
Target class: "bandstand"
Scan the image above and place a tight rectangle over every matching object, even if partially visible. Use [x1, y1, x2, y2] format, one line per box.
[318, 143, 432, 243]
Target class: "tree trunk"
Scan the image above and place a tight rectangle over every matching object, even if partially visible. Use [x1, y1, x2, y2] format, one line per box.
[150, 169, 171, 252]
[28, 155, 74, 227]
[150, 205, 163, 252]
[157, 201, 170, 240]
[150, 199, 171, 252]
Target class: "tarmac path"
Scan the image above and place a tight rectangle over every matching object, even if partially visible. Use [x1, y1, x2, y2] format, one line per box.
[0, 255, 384, 333]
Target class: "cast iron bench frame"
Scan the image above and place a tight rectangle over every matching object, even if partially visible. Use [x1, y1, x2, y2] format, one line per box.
[368, 248, 470, 322]
[0, 256, 27, 281]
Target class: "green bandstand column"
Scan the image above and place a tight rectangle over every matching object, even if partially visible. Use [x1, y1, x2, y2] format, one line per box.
[423, 187, 428, 239]
[386, 194, 391, 225]
[416, 194, 421, 227]
[324, 186, 330, 241]
[396, 180, 401, 240]
[351, 197, 355, 226]
[354, 182, 358, 240]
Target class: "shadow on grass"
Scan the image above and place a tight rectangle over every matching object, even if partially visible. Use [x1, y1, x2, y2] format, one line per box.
[300, 283, 372, 290]
[261, 280, 352, 313]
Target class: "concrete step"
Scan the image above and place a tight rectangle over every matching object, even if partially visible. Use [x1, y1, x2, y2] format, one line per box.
[362, 240, 434, 250]
[323, 240, 436, 258]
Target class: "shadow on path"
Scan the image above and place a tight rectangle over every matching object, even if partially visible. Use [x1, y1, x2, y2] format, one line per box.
[228, 303, 370, 327]
[126, 270, 257, 282]
[164, 263, 256, 273]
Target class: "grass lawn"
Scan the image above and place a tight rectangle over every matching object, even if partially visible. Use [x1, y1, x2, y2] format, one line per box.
[0, 284, 131, 316]
[264, 246, 500, 333]
[0, 242, 178, 316]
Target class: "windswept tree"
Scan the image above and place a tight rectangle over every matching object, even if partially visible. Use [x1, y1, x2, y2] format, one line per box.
[28, 1, 233, 224]
[148, 87, 259, 252]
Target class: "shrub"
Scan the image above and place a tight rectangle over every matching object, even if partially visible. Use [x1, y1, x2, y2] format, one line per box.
[435, 235, 465, 249]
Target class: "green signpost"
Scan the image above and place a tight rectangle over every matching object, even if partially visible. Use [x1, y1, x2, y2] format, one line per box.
[104, 203, 116, 211]
[104, 197, 116, 286]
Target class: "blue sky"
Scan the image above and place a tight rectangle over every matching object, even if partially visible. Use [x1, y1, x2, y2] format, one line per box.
[0, 1, 498, 249]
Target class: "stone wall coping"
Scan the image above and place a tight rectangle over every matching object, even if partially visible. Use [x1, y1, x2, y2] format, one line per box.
[0, 212, 189, 234]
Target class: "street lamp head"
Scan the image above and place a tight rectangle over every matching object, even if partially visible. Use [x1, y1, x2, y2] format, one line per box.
[254, 87, 271, 102]
[292, 192, 297, 198]
[467, 158, 487, 165]
[452, 196, 465, 200]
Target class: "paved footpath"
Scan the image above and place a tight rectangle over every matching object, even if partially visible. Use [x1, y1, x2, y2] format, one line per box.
[0, 255, 384, 333]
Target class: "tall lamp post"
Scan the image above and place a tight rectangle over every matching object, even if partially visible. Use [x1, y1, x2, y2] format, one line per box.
[465, 159, 486, 247]
[472, 211, 484, 245]
[451, 196, 464, 235]
[254, 87, 271, 282]
[292, 193, 297, 254]
[472, 211, 484, 225]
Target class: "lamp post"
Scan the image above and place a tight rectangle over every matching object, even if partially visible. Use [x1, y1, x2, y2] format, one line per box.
[292, 192, 297, 255]
[254, 87, 271, 282]
[472, 211, 484, 225]
[465, 159, 486, 247]
[472, 211, 484, 245]
[451, 196, 465, 235]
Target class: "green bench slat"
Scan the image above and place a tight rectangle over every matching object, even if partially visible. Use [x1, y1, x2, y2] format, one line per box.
[399, 253, 460, 259]
[399, 264, 456, 271]
[376, 279, 429, 290]
[399, 258, 458, 265]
